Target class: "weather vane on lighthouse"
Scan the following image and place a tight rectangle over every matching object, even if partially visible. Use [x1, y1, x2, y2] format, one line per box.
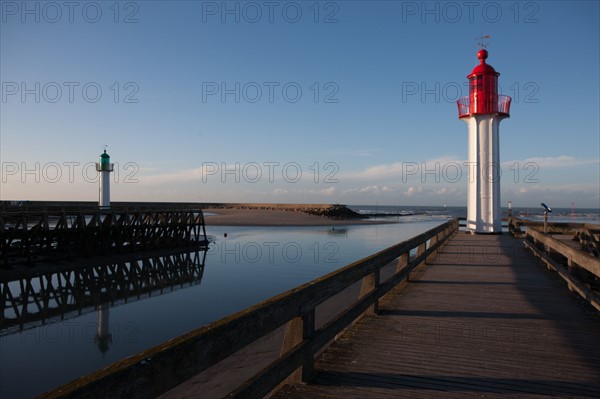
[476, 34, 491, 49]
[456, 44, 511, 233]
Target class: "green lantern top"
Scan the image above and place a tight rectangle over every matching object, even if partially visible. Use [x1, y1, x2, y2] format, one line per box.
[99, 150, 111, 171]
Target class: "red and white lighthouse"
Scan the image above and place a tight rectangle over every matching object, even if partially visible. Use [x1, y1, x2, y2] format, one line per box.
[457, 49, 511, 233]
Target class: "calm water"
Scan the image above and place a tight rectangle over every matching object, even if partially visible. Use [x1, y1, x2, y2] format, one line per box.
[352, 205, 600, 224]
[1, 218, 446, 399]
[1, 206, 598, 398]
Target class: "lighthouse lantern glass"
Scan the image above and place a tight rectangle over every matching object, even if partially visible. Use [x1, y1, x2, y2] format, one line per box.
[469, 74, 498, 114]
[100, 153, 111, 171]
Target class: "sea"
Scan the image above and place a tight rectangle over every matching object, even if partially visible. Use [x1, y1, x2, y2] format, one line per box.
[352, 204, 600, 224]
[0, 205, 598, 398]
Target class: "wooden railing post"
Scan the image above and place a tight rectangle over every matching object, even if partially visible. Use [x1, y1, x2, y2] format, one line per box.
[396, 252, 409, 273]
[427, 234, 439, 263]
[280, 317, 303, 383]
[279, 309, 317, 384]
[359, 267, 380, 314]
[302, 309, 315, 381]
[508, 217, 522, 237]
[566, 255, 575, 292]
[416, 242, 426, 265]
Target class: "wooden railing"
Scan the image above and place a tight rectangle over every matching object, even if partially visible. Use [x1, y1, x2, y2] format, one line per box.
[39, 219, 459, 399]
[508, 216, 527, 237]
[507, 216, 599, 238]
[524, 226, 600, 311]
[508, 216, 600, 239]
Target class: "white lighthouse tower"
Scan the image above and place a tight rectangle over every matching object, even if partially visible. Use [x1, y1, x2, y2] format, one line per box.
[457, 49, 511, 233]
[96, 149, 114, 209]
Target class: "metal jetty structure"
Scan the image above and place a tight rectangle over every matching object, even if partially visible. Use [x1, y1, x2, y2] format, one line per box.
[0, 205, 209, 267]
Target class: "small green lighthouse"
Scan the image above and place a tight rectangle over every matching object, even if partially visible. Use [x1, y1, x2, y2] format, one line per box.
[95, 149, 114, 208]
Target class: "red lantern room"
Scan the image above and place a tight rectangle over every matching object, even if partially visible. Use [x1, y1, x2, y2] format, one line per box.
[457, 49, 511, 118]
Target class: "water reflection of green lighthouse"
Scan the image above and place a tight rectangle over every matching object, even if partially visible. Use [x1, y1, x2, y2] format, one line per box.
[94, 303, 112, 355]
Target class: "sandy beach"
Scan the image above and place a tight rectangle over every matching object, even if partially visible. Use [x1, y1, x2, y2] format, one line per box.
[203, 207, 391, 226]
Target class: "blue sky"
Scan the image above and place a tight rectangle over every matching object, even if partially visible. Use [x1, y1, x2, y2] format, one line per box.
[1, 0, 599, 207]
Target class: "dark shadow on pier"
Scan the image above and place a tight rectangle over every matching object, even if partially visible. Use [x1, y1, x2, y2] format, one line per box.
[313, 371, 600, 397]
[377, 309, 550, 320]
[410, 279, 515, 285]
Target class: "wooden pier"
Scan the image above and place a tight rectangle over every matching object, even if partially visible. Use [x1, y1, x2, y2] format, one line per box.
[35, 219, 600, 399]
[273, 232, 600, 398]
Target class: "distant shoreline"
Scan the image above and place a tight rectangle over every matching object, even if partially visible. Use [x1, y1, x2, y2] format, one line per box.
[1, 201, 391, 226]
[203, 207, 394, 226]
[2, 201, 598, 213]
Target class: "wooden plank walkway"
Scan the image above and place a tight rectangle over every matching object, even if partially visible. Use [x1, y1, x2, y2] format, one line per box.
[273, 233, 600, 398]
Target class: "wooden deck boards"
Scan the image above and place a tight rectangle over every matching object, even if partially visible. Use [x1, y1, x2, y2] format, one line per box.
[272, 233, 600, 398]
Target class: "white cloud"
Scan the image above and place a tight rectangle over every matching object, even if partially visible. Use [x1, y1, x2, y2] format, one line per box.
[343, 156, 465, 181]
[321, 186, 337, 196]
[434, 187, 462, 196]
[513, 183, 599, 195]
[403, 186, 424, 197]
[343, 185, 398, 195]
[502, 156, 599, 169]
[342, 155, 599, 183]
[137, 155, 598, 190]
[141, 166, 206, 185]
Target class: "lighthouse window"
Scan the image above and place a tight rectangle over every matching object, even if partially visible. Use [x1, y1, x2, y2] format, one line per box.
[470, 78, 482, 92]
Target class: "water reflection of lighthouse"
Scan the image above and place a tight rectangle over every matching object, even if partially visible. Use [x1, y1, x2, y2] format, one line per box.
[94, 303, 112, 355]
